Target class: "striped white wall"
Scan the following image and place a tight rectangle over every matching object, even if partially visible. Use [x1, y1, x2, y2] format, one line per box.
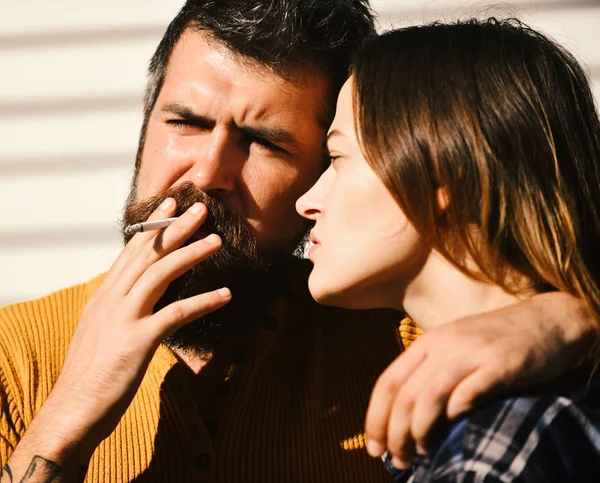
[1, 1, 599, 305]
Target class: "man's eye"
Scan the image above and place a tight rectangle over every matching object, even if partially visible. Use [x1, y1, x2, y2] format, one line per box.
[166, 119, 192, 128]
[248, 136, 286, 154]
[256, 139, 282, 152]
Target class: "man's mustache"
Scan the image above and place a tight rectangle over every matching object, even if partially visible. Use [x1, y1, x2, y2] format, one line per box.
[121, 181, 258, 257]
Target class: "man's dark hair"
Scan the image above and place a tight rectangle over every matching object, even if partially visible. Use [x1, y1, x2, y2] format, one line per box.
[134, 0, 376, 173]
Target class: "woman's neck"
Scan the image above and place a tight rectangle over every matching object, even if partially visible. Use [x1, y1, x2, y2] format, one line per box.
[399, 251, 527, 331]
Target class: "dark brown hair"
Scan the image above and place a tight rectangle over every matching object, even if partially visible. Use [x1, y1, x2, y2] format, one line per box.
[352, 18, 600, 320]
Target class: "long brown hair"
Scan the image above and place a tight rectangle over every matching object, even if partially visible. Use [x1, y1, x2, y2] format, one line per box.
[351, 18, 600, 322]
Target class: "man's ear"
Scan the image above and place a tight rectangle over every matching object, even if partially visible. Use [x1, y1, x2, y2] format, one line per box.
[435, 187, 450, 216]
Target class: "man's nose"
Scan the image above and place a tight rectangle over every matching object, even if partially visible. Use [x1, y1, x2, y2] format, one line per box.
[185, 127, 240, 195]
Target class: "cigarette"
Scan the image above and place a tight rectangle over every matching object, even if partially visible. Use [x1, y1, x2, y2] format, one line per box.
[124, 217, 179, 236]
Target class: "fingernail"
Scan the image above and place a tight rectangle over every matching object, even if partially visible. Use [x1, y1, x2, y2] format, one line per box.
[189, 202, 203, 214]
[218, 287, 231, 297]
[367, 440, 385, 457]
[391, 457, 407, 469]
[160, 197, 174, 210]
[205, 234, 220, 245]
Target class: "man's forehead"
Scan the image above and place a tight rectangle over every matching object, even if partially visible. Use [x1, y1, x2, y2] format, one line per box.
[169, 31, 308, 90]
[163, 30, 332, 122]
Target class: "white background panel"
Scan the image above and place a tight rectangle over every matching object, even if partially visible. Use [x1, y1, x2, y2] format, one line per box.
[0, 0, 181, 36]
[0, 109, 141, 160]
[0, 168, 131, 231]
[0, 39, 158, 105]
[0, 244, 121, 307]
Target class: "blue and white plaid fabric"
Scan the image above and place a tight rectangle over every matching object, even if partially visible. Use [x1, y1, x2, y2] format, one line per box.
[384, 367, 600, 482]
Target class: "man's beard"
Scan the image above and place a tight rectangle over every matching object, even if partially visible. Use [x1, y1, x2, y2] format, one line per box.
[121, 181, 307, 355]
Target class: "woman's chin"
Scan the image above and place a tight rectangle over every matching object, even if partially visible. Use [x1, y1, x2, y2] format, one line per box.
[308, 276, 367, 309]
[309, 276, 344, 306]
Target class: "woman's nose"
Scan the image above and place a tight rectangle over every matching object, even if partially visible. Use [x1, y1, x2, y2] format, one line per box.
[296, 171, 330, 220]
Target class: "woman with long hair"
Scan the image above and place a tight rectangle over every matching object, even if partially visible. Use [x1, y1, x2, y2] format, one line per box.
[297, 18, 600, 481]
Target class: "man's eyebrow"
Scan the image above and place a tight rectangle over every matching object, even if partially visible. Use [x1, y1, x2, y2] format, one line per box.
[240, 125, 299, 150]
[160, 102, 212, 123]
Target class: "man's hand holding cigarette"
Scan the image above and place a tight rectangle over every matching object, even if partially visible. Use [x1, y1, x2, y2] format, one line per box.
[3, 198, 231, 481]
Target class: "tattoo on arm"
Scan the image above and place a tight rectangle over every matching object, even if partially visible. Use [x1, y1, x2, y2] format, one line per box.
[1, 464, 13, 482]
[1, 463, 13, 482]
[0, 457, 86, 483]
[20, 456, 61, 482]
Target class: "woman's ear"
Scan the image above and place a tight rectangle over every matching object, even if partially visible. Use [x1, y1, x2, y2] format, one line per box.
[435, 187, 450, 216]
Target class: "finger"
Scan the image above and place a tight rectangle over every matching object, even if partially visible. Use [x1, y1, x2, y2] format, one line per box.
[385, 368, 430, 469]
[410, 360, 477, 451]
[149, 202, 208, 255]
[366, 343, 426, 457]
[114, 202, 209, 295]
[128, 233, 222, 312]
[103, 197, 178, 289]
[150, 287, 232, 340]
[447, 367, 505, 419]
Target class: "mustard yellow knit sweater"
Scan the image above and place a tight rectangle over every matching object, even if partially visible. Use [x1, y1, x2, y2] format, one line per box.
[0, 270, 419, 482]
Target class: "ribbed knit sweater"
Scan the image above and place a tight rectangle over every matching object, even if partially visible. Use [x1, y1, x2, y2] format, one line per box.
[0, 264, 418, 482]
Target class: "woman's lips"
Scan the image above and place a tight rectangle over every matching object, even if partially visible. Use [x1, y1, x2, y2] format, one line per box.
[307, 230, 321, 259]
[309, 230, 320, 245]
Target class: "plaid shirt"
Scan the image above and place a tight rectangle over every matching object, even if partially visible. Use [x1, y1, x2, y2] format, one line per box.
[384, 366, 600, 482]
